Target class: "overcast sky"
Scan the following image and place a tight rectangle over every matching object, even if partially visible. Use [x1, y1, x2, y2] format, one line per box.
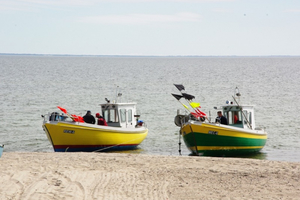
[1, 0, 300, 56]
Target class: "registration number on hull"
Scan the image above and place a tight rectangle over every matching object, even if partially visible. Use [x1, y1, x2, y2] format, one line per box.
[63, 130, 75, 134]
[208, 130, 218, 135]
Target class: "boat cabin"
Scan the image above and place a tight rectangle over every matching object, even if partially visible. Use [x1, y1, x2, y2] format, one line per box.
[100, 102, 140, 128]
[222, 104, 256, 130]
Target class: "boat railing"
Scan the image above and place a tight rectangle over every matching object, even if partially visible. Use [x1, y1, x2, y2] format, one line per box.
[175, 109, 204, 127]
[42, 112, 72, 123]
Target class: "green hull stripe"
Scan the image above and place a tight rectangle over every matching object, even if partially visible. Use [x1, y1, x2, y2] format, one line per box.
[183, 132, 266, 147]
[183, 131, 266, 155]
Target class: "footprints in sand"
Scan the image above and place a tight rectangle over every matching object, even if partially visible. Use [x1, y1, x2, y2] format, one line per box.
[12, 171, 86, 200]
[2, 153, 299, 199]
[1, 177, 24, 199]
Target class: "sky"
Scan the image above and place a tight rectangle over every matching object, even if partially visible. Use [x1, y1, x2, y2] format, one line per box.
[1, 0, 300, 56]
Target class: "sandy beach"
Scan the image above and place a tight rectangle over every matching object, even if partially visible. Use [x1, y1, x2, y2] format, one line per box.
[0, 152, 299, 200]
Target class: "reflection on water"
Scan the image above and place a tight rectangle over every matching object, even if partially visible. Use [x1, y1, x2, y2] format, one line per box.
[230, 152, 267, 160]
[188, 151, 267, 160]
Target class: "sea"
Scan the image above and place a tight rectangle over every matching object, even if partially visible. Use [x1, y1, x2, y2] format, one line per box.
[0, 55, 299, 162]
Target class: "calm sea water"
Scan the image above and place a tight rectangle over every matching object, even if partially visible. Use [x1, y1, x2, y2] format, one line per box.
[0, 55, 299, 162]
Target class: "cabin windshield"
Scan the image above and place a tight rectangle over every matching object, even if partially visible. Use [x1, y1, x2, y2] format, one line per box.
[223, 105, 254, 129]
[119, 108, 135, 128]
[226, 111, 242, 124]
[223, 106, 243, 128]
[242, 110, 252, 128]
[120, 109, 126, 122]
[101, 103, 137, 128]
[103, 109, 119, 123]
[128, 109, 132, 123]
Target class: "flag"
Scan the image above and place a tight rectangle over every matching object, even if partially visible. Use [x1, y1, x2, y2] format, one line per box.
[191, 112, 198, 118]
[171, 93, 183, 101]
[191, 109, 206, 118]
[182, 103, 190, 110]
[190, 102, 201, 108]
[195, 107, 207, 117]
[174, 84, 185, 91]
[182, 93, 195, 100]
[57, 106, 67, 114]
[71, 114, 84, 122]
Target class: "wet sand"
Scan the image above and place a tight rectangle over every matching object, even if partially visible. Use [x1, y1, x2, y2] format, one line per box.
[0, 152, 299, 199]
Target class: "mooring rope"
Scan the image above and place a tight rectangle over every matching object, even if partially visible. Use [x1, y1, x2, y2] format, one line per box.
[178, 129, 182, 156]
[63, 133, 146, 153]
[91, 133, 147, 152]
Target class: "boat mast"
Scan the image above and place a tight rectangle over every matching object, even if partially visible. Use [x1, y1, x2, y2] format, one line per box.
[235, 87, 241, 104]
[115, 86, 122, 103]
[232, 87, 252, 129]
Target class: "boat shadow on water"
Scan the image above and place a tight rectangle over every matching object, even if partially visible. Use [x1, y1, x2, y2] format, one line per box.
[102, 148, 145, 154]
[188, 151, 267, 160]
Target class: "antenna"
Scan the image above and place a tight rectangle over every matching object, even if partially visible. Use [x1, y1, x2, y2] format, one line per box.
[235, 87, 241, 103]
[115, 86, 123, 103]
[117, 92, 122, 103]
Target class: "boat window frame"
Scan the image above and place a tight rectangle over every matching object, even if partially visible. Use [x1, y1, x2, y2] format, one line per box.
[226, 111, 233, 124]
[243, 110, 248, 127]
[128, 109, 132, 123]
[103, 108, 119, 123]
[120, 109, 126, 123]
[248, 112, 252, 124]
[223, 106, 243, 127]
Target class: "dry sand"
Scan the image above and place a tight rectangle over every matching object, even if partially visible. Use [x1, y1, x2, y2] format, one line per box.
[0, 152, 299, 200]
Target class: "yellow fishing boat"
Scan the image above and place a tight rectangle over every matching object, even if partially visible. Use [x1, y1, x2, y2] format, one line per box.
[42, 93, 148, 152]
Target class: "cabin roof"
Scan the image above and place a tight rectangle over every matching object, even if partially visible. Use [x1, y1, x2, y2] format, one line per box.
[222, 104, 254, 111]
[100, 102, 137, 108]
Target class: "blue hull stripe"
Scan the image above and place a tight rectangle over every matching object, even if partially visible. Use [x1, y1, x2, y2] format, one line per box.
[53, 144, 138, 152]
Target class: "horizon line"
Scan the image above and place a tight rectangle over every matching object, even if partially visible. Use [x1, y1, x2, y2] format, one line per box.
[0, 53, 299, 57]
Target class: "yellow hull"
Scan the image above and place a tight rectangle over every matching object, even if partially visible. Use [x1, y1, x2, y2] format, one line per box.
[43, 122, 148, 152]
[182, 122, 267, 139]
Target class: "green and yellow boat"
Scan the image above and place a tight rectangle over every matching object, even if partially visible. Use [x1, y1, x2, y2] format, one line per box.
[173, 85, 267, 156]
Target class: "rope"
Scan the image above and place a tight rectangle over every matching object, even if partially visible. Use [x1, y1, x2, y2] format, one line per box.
[63, 133, 146, 153]
[92, 133, 147, 152]
[178, 129, 182, 156]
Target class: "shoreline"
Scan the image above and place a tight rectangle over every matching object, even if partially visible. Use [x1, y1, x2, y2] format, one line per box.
[1, 152, 300, 199]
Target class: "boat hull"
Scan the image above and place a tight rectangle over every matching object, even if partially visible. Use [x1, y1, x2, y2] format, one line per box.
[181, 122, 267, 156]
[43, 122, 148, 152]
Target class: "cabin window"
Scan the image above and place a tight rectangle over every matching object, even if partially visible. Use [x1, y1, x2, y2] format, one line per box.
[243, 110, 248, 126]
[226, 111, 242, 125]
[120, 109, 126, 122]
[235, 111, 242, 124]
[227, 111, 232, 124]
[233, 112, 238, 124]
[248, 112, 252, 124]
[104, 109, 119, 123]
[128, 109, 132, 122]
